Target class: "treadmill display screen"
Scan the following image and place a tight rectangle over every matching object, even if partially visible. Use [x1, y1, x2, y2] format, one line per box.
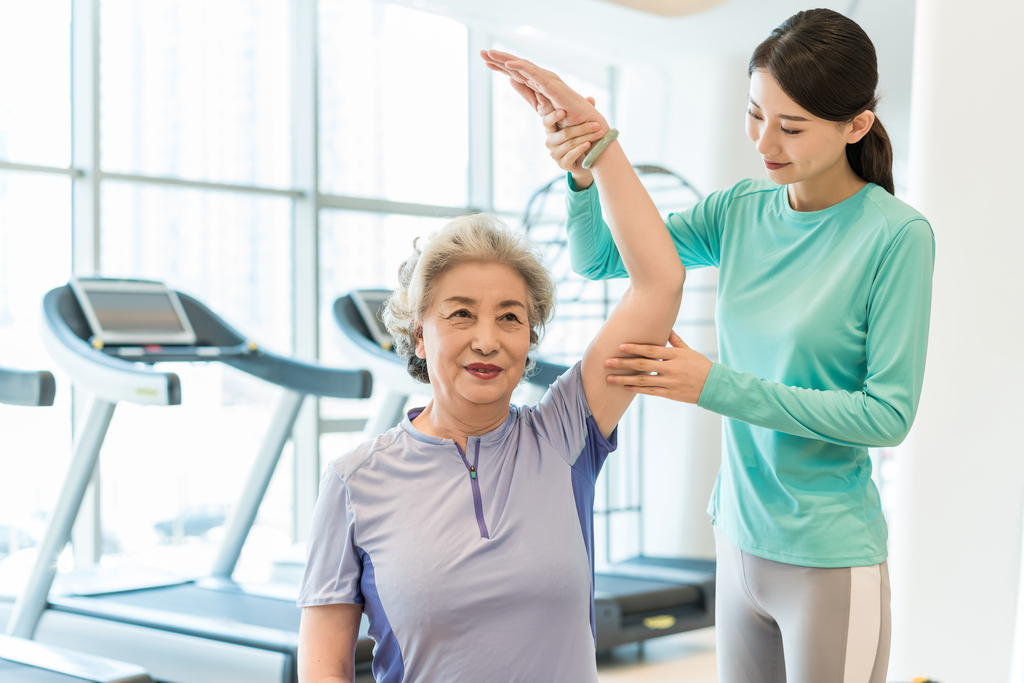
[360, 293, 390, 339]
[88, 291, 186, 332]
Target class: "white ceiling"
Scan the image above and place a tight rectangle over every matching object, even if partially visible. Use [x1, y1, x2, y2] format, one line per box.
[396, 0, 889, 63]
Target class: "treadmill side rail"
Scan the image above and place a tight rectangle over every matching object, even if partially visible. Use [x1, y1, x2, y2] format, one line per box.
[47, 596, 300, 654]
[0, 633, 154, 683]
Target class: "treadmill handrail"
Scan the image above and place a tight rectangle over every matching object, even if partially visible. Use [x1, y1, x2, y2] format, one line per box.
[44, 285, 372, 402]
[0, 366, 56, 406]
[43, 287, 181, 406]
[176, 291, 371, 399]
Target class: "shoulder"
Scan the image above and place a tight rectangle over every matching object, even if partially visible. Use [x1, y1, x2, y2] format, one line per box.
[694, 178, 779, 215]
[324, 426, 406, 484]
[861, 185, 935, 245]
[726, 177, 778, 200]
[518, 362, 586, 447]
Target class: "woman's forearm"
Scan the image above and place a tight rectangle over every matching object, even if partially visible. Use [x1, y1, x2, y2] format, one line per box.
[589, 139, 685, 292]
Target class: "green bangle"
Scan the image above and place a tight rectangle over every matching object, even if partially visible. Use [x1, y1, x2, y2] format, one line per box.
[582, 127, 619, 170]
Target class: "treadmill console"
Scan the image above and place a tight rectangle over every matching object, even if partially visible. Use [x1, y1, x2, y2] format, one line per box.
[70, 277, 197, 346]
[350, 289, 394, 351]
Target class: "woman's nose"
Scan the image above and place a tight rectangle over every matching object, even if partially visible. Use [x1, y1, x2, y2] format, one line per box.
[756, 126, 779, 155]
[472, 322, 500, 354]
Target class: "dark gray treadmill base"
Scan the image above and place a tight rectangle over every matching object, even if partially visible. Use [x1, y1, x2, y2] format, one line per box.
[593, 556, 716, 650]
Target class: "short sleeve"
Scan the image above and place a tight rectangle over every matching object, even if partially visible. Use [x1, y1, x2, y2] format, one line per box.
[522, 362, 617, 471]
[297, 466, 364, 607]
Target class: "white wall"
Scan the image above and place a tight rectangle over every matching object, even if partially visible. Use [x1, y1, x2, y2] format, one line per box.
[890, 0, 1024, 680]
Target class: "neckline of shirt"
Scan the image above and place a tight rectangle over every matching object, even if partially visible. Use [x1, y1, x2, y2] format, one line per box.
[778, 182, 875, 223]
[400, 406, 518, 447]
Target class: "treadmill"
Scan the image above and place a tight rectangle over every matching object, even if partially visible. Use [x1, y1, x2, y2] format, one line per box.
[4, 279, 374, 683]
[332, 290, 716, 652]
[0, 365, 153, 682]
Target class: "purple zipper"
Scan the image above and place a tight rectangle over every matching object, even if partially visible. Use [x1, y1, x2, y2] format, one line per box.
[456, 440, 490, 539]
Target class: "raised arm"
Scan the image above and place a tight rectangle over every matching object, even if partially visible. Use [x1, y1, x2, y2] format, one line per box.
[484, 52, 685, 437]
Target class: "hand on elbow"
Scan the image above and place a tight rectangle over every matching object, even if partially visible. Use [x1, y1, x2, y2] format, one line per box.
[604, 331, 711, 404]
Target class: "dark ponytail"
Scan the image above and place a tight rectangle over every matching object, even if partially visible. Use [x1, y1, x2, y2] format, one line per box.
[749, 9, 894, 195]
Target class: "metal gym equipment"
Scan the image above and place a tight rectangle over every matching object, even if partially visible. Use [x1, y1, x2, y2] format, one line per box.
[4, 280, 372, 683]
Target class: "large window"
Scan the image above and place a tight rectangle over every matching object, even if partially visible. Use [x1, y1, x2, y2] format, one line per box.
[0, 0, 622, 593]
[0, 0, 75, 596]
[0, 2, 71, 168]
[101, 0, 292, 188]
[0, 171, 73, 595]
[318, 0, 468, 206]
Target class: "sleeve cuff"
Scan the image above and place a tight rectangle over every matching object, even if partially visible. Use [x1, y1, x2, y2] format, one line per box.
[696, 361, 726, 412]
[566, 171, 595, 194]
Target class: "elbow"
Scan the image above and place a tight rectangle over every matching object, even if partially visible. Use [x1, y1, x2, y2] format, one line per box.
[644, 262, 686, 299]
[870, 406, 913, 448]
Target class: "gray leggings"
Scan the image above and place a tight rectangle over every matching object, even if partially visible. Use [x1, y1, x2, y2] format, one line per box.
[714, 527, 891, 683]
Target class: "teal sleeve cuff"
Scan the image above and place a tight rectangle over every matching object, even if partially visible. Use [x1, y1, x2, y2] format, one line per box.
[566, 172, 596, 194]
[696, 361, 726, 412]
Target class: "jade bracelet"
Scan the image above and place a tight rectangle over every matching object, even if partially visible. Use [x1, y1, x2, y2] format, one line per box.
[582, 128, 619, 170]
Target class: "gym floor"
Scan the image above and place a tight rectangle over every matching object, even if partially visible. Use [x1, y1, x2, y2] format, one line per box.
[351, 628, 719, 683]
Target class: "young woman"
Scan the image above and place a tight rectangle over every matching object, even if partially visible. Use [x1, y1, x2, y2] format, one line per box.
[296, 100, 685, 679]
[483, 8, 934, 683]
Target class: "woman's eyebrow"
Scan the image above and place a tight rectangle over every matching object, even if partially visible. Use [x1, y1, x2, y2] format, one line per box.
[442, 296, 524, 309]
[748, 96, 810, 122]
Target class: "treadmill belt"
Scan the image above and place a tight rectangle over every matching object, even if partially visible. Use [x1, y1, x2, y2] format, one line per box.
[594, 574, 701, 616]
[90, 585, 301, 632]
[0, 659, 93, 683]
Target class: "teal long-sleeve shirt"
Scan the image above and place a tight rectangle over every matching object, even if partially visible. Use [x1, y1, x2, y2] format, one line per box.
[566, 177, 935, 567]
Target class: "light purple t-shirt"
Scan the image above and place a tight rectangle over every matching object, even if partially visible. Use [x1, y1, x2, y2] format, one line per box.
[298, 363, 616, 682]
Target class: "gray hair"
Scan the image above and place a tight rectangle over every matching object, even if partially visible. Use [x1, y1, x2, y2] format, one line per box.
[382, 213, 556, 384]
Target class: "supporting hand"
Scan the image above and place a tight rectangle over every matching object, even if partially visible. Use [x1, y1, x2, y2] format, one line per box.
[604, 332, 713, 404]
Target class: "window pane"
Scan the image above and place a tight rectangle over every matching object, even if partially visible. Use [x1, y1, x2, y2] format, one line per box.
[0, 1, 71, 167]
[102, 182, 292, 352]
[492, 54, 609, 213]
[319, 1, 468, 206]
[0, 171, 72, 596]
[99, 183, 294, 579]
[101, 0, 291, 188]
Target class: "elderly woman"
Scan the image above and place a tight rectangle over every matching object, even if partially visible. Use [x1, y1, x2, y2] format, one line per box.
[296, 113, 685, 681]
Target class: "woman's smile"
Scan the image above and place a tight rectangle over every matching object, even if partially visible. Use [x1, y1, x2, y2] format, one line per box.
[466, 363, 502, 380]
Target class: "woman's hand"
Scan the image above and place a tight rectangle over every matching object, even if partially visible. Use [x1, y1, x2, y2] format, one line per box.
[481, 49, 605, 185]
[605, 331, 713, 404]
[480, 49, 607, 130]
[542, 109, 602, 181]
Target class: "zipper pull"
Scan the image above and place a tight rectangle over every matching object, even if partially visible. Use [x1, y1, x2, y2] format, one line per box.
[469, 465, 477, 480]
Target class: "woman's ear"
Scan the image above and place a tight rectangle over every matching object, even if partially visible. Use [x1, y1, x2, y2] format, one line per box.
[848, 109, 876, 145]
[414, 325, 426, 359]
